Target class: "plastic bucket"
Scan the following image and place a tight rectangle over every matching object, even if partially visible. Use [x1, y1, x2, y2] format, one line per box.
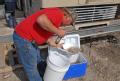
[43, 53, 70, 81]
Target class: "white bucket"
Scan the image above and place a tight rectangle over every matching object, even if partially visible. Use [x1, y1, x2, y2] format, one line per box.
[43, 54, 70, 81]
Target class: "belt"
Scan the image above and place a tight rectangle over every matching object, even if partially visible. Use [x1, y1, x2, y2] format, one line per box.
[31, 40, 38, 47]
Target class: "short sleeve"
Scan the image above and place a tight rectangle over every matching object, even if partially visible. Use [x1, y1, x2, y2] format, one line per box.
[44, 8, 64, 28]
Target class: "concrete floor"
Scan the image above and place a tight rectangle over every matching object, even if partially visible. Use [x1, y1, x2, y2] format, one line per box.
[0, 69, 27, 81]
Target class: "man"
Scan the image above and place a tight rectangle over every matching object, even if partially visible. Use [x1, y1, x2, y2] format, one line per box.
[13, 7, 76, 81]
[5, 0, 16, 28]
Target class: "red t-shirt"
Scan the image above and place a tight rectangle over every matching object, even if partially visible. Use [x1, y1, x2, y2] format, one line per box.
[15, 8, 64, 45]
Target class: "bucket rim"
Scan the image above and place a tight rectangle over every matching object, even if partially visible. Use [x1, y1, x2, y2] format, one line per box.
[48, 55, 70, 67]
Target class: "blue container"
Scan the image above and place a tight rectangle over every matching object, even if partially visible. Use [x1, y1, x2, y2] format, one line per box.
[63, 53, 87, 80]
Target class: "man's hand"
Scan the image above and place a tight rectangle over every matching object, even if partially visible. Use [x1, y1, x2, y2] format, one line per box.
[47, 37, 56, 47]
[56, 43, 63, 48]
[57, 29, 66, 37]
[47, 37, 63, 48]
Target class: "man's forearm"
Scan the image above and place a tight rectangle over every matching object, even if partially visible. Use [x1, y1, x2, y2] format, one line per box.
[37, 14, 59, 35]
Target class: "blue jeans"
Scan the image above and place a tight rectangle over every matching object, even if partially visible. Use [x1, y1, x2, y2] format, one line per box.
[13, 32, 43, 81]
